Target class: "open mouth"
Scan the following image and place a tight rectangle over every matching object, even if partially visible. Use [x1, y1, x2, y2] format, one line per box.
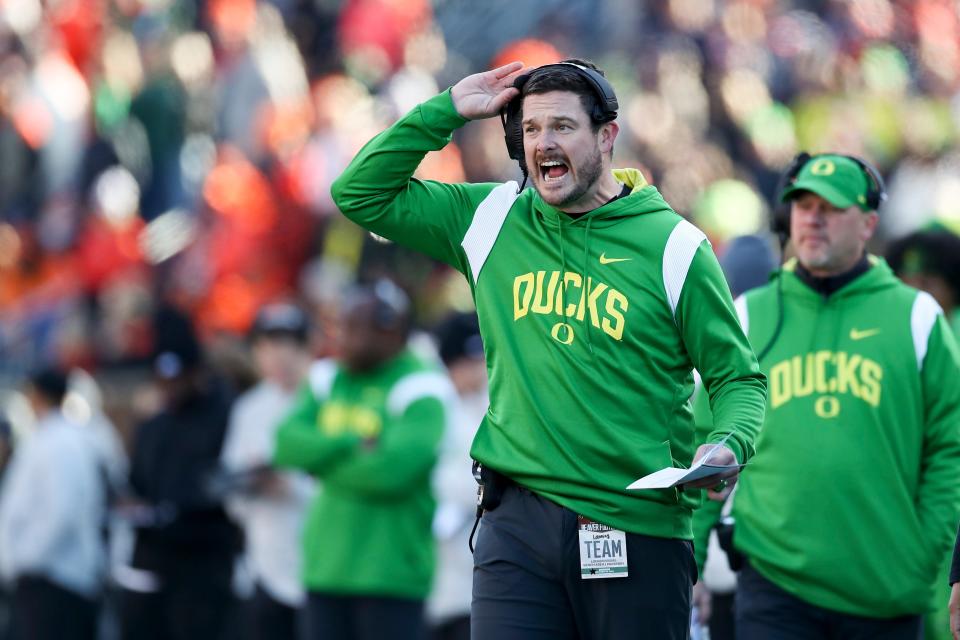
[539, 159, 569, 184]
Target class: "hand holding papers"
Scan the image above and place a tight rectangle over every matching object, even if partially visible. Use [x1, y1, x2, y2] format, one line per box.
[627, 435, 743, 495]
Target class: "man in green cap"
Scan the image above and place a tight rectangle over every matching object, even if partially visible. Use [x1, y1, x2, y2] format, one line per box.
[728, 153, 960, 638]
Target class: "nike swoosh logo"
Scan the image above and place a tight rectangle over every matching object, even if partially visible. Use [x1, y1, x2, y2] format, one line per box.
[850, 328, 881, 341]
[599, 253, 632, 265]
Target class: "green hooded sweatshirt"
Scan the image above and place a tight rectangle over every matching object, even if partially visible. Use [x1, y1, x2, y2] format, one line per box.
[733, 258, 960, 616]
[331, 89, 767, 539]
[273, 352, 453, 598]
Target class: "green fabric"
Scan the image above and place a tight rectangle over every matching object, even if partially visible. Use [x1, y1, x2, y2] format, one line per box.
[331, 89, 767, 539]
[273, 351, 448, 599]
[734, 258, 960, 616]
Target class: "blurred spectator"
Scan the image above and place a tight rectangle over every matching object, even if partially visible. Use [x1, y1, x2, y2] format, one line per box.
[117, 306, 241, 640]
[427, 312, 487, 640]
[0, 367, 106, 640]
[219, 302, 315, 640]
[2, 0, 960, 382]
[273, 280, 454, 640]
[719, 234, 778, 298]
[887, 229, 960, 338]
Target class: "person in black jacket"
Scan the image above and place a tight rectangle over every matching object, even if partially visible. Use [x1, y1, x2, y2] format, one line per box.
[117, 306, 242, 640]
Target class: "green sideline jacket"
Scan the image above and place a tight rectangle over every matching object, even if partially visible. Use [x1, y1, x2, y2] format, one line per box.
[331, 89, 767, 539]
[273, 351, 453, 599]
[733, 258, 960, 616]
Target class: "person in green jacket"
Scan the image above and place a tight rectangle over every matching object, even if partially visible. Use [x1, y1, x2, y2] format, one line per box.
[331, 58, 767, 639]
[273, 280, 454, 640]
[731, 153, 960, 639]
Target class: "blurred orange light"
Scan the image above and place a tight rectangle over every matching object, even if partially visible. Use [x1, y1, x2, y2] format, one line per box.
[416, 143, 466, 183]
[916, 0, 959, 46]
[202, 148, 278, 235]
[491, 39, 563, 70]
[0, 224, 23, 269]
[208, 0, 257, 46]
[11, 94, 53, 148]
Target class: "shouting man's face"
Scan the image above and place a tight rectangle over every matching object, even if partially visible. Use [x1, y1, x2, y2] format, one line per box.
[522, 90, 617, 213]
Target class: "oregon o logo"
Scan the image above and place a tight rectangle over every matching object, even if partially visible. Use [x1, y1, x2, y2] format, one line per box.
[815, 395, 840, 418]
[551, 322, 575, 345]
[810, 159, 835, 176]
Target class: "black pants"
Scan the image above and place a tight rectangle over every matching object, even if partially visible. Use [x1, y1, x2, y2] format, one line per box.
[472, 484, 695, 640]
[710, 591, 736, 640]
[735, 562, 923, 640]
[301, 592, 425, 640]
[249, 584, 299, 640]
[119, 564, 234, 640]
[10, 575, 98, 640]
[429, 615, 470, 640]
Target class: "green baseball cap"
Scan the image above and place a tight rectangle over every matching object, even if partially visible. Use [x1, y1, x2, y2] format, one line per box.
[780, 154, 872, 211]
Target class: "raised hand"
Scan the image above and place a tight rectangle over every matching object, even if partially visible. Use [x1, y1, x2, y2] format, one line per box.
[451, 62, 526, 121]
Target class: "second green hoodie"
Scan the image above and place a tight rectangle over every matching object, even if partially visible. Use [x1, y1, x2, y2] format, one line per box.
[733, 258, 960, 616]
[331, 90, 767, 539]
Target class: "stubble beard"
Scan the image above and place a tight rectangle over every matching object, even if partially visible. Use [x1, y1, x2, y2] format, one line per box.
[535, 145, 604, 210]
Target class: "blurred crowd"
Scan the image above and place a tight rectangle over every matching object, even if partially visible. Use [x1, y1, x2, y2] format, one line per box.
[1, 0, 960, 637]
[2, 0, 960, 392]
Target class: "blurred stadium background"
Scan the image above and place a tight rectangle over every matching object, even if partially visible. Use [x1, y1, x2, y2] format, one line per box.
[0, 0, 958, 637]
[2, 0, 959, 416]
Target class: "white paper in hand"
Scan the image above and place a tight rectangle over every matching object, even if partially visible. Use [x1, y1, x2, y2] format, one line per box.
[626, 437, 743, 490]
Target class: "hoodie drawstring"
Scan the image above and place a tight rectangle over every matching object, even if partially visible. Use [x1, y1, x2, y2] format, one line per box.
[555, 215, 596, 355]
[582, 216, 594, 356]
[556, 220, 570, 344]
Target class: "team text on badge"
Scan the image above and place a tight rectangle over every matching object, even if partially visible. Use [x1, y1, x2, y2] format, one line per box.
[578, 515, 628, 579]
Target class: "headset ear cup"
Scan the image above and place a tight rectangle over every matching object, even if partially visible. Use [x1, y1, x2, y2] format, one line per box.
[849, 156, 887, 210]
[771, 152, 811, 239]
[501, 73, 530, 176]
[502, 100, 525, 171]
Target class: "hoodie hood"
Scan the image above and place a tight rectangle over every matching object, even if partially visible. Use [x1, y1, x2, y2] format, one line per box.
[532, 168, 672, 229]
[777, 255, 901, 300]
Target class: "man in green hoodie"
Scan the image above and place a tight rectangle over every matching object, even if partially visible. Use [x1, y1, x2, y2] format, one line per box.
[732, 153, 960, 639]
[331, 59, 767, 639]
[273, 281, 453, 640]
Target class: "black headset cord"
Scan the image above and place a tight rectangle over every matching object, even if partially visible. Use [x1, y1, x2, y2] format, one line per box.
[755, 232, 789, 363]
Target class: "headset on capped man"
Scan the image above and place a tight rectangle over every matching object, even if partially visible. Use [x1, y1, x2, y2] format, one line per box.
[756, 152, 888, 363]
[770, 152, 888, 242]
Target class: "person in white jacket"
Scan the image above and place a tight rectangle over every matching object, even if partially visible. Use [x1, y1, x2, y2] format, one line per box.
[220, 303, 315, 640]
[0, 368, 106, 640]
[428, 312, 489, 640]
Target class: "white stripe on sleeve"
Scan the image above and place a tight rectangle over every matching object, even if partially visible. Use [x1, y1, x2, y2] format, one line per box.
[662, 219, 709, 319]
[461, 182, 519, 284]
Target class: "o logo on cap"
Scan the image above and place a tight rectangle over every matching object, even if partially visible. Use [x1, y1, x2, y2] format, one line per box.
[809, 159, 835, 176]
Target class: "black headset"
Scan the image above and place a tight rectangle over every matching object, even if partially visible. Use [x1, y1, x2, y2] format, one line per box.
[500, 62, 619, 184]
[771, 152, 888, 241]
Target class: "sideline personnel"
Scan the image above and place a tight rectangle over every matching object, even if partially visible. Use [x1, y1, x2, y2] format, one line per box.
[331, 59, 766, 639]
[732, 153, 960, 639]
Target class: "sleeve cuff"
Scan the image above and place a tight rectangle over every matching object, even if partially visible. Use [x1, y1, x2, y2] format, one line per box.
[708, 432, 744, 465]
[419, 88, 470, 133]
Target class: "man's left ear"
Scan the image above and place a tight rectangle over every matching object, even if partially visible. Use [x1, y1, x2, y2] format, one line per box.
[862, 211, 879, 241]
[599, 121, 619, 155]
